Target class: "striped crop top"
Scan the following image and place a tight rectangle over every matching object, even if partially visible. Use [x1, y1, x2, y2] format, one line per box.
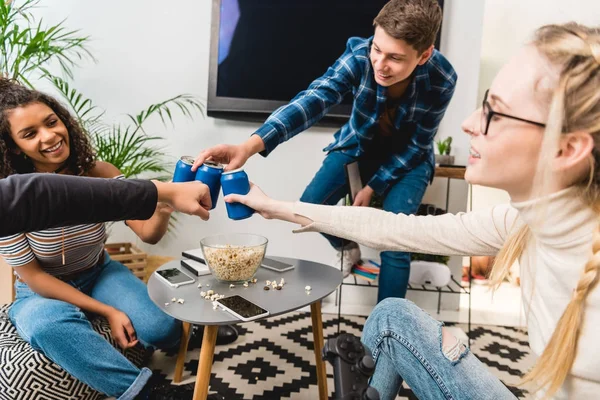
[0, 175, 124, 277]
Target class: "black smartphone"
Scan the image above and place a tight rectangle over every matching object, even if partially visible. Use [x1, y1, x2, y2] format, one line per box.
[216, 295, 270, 321]
[261, 257, 295, 272]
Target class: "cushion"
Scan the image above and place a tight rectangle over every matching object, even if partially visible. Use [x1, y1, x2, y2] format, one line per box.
[0, 303, 148, 400]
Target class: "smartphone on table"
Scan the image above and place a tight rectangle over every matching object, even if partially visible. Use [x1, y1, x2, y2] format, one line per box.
[216, 295, 270, 322]
[180, 258, 211, 276]
[154, 267, 195, 288]
[261, 257, 295, 272]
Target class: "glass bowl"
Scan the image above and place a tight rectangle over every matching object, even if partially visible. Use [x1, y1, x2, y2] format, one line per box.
[200, 233, 268, 283]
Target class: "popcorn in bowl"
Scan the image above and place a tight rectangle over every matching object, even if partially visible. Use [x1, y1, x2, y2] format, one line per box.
[200, 233, 268, 283]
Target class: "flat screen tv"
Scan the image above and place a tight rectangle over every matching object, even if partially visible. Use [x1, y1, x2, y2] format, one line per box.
[207, 0, 444, 123]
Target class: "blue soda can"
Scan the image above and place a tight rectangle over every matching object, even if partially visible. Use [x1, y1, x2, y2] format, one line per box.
[194, 161, 223, 210]
[173, 156, 196, 183]
[221, 168, 254, 220]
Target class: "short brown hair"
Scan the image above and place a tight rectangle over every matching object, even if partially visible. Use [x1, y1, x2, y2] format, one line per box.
[373, 0, 442, 54]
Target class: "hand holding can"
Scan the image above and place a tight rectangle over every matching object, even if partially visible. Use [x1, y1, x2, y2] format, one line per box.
[194, 161, 223, 210]
[221, 169, 254, 220]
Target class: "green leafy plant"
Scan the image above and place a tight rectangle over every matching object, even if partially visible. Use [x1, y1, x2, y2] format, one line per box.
[411, 253, 450, 265]
[435, 136, 453, 155]
[0, 0, 93, 85]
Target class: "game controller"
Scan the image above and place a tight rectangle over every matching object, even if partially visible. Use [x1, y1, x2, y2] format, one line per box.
[323, 333, 380, 400]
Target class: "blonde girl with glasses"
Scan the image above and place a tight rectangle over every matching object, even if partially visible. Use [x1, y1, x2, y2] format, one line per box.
[225, 22, 600, 399]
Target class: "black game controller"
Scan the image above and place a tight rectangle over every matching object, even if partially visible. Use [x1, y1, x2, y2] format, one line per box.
[323, 333, 380, 400]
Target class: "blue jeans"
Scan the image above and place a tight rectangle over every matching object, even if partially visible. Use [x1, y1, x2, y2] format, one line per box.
[8, 253, 181, 400]
[300, 150, 432, 301]
[362, 299, 517, 400]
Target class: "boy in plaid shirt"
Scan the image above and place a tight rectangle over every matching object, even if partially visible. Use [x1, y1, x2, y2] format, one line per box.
[194, 0, 457, 302]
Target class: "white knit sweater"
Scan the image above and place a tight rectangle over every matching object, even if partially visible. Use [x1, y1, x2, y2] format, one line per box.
[292, 188, 599, 399]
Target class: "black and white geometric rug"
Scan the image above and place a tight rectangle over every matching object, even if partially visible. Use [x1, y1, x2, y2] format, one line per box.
[148, 312, 535, 399]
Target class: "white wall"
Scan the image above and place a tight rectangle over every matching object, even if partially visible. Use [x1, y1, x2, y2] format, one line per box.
[1, 0, 485, 308]
[472, 0, 600, 210]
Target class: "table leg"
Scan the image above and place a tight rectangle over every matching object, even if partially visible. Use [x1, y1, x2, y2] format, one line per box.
[311, 301, 328, 400]
[193, 325, 218, 400]
[173, 321, 192, 383]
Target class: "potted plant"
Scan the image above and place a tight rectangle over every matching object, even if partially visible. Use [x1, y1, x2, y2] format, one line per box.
[435, 136, 454, 165]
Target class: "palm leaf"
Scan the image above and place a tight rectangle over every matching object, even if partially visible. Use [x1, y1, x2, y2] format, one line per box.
[47, 75, 104, 128]
[93, 125, 170, 179]
[127, 94, 205, 135]
[0, 0, 93, 84]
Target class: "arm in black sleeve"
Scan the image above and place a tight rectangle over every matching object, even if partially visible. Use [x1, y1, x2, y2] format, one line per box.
[0, 174, 158, 236]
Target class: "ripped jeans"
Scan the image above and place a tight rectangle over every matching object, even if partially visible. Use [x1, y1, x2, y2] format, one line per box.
[300, 150, 432, 302]
[362, 299, 517, 400]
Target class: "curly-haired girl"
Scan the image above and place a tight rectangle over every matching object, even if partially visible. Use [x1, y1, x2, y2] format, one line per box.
[0, 79, 204, 399]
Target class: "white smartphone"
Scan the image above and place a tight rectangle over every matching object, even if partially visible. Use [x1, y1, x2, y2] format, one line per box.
[216, 295, 270, 322]
[344, 161, 363, 204]
[155, 267, 196, 288]
[261, 257, 295, 272]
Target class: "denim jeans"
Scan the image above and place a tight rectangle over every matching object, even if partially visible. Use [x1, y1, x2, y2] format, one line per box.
[362, 298, 517, 400]
[8, 252, 181, 400]
[300, 150, 432, 301]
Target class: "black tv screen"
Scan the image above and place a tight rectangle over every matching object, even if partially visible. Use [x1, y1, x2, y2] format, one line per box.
[208, 0, 443, 122]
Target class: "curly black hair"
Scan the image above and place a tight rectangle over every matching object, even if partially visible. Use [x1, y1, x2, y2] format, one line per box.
[0, 78, 96, 178]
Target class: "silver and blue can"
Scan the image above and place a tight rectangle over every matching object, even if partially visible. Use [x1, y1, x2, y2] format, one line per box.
[173, 156, 196, 183]
[221, 168, 254, 220]
[195, 161, 223, 210]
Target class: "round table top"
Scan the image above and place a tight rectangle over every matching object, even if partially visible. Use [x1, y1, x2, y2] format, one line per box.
[147, 256, 342, 325]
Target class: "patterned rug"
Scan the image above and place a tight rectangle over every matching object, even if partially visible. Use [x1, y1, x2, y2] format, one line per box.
[148, 312, 535, 399]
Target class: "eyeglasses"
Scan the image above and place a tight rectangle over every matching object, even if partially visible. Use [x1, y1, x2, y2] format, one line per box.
[481, 89, 546, 135]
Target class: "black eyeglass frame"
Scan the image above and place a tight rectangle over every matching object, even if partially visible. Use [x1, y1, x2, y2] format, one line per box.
[481, 89, 546, 135]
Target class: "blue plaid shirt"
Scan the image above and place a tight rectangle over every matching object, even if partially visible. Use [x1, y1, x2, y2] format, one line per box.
[254, 36, 457, 195]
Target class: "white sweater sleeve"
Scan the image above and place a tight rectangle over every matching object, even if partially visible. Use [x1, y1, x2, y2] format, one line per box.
[291, 202, 521, 256]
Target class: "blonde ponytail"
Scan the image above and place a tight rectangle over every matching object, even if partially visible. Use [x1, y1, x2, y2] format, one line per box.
[520, 222, 600, 396]
[488, 225, 529, 290]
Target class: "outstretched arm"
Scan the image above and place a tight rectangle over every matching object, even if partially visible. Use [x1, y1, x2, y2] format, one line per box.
[0, 173, 212, 236]
[225, 183, 519, 257]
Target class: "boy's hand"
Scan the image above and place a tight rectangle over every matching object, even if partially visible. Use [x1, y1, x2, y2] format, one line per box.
[192, 135, 266, 172]
[192, 144, 250, 172]
[352, 186, 374, 207]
